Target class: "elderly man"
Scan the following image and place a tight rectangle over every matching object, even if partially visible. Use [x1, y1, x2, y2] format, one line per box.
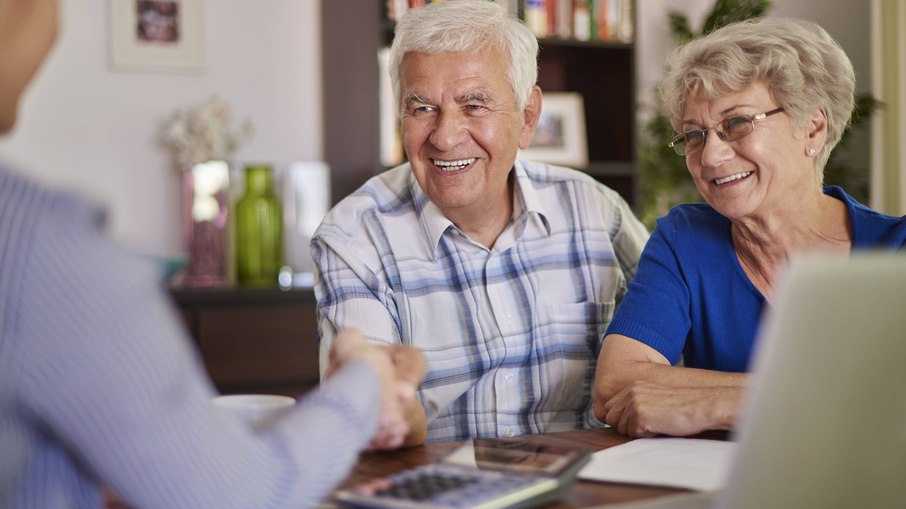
[313, 0, 648, 445]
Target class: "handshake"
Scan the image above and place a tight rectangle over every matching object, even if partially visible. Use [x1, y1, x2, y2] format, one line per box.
[326, 329, 427, 450]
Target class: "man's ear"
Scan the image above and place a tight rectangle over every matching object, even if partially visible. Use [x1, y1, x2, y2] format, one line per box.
[804, 106, 829, 156]
[518, 86, 543, 150]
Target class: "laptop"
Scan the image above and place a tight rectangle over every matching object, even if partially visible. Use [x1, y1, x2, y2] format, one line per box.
[606, 253, 906, 509]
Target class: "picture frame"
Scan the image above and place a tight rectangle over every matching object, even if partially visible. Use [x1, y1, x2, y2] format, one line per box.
[108, 0, 204, 73]
[519, 92, 588, 168]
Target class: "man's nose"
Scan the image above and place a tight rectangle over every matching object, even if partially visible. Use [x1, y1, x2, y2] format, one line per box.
[428, 110, 468, 150]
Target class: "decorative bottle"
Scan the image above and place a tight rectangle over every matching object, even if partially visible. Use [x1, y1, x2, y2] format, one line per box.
[235, 164, 283, 287]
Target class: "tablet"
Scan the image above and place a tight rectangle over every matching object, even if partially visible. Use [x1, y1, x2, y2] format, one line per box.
[334, 438, 591, 509]
[443, 438, 589, 477]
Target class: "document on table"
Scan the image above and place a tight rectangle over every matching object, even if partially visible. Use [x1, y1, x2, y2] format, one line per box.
[578, 438, 737, 492]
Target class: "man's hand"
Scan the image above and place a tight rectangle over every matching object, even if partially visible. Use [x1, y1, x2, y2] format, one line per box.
[601, 382, 741, 438]
[328, 329, 426, 450]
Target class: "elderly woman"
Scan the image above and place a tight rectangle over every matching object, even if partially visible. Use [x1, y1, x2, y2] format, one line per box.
[594, 17, 906, 438]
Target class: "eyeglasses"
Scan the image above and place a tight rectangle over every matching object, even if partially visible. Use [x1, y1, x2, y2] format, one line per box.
[668, 107, 785, 156]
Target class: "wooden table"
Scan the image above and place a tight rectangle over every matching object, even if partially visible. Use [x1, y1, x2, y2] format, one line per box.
[329, 428, 729, 507]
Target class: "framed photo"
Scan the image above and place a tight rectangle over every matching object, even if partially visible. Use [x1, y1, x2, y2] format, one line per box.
[108, 0, 204, 73]
[519, 92, 588, 168]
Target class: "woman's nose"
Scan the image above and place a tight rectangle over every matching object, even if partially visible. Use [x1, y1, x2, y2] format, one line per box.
[699, 130, 735, 168]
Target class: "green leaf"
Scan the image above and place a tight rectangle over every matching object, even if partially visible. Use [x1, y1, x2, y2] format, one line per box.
[667, 11, 694, 44]
[701, 0, 772, 36]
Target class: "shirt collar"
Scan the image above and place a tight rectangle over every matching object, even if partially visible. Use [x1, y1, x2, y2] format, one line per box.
[513, 160, 551, 235]
[411, 160, 552, 258]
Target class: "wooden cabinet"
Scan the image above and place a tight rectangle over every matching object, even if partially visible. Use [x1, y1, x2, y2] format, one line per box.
[321, 0, 637, 206]
[536, 38, 636, 203]
[170, 287, 321, 397]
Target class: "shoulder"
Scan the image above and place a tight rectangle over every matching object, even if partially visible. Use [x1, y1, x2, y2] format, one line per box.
[654, 203, 728, 242]
[519, 159, 625, 203]
[517, 159, 634, 230]
[0, 166, 104, 247]
[315, 164, 416, 240]
[0, 165, 147, 329]
[827, 186, 906, 247]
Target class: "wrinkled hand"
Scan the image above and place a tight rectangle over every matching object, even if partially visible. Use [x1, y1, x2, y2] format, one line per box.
[328, 329, 426, 450]
[602, 382, 738, 438]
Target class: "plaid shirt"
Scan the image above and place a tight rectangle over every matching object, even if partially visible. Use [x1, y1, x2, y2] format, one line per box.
[312, 160, 648, 442]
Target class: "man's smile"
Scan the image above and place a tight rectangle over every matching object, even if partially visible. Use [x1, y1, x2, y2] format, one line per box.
[431, 158, 477, 172]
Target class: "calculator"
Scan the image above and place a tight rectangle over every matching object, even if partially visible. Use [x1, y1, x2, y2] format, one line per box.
[334, 438, 591, 509]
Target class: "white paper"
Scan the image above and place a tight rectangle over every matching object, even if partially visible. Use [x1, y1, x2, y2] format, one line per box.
[578, 438, 737, 492]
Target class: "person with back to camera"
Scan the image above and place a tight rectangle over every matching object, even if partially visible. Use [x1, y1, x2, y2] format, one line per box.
[0, 1, 426, 507]
[594, 17, 906, 438]
[312, 0, 649, 446]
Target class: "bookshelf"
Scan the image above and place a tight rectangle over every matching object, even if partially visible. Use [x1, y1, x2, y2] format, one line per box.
[321, 0, 637, 207]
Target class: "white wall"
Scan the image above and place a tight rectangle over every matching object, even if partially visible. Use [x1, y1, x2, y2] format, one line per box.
[0, 0, 322, 258]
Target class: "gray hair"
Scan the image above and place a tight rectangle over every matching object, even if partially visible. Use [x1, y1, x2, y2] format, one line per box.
[659, 17, 855, 176]
[388, 0, 538, 112]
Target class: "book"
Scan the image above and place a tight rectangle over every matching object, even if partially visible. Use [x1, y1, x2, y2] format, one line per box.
[572, 0, 591, 41]
[524, 0, 549, 38]
[555, 0, 573, 39]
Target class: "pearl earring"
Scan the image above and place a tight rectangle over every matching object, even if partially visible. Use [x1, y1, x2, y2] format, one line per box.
[808, 148, 817, 156]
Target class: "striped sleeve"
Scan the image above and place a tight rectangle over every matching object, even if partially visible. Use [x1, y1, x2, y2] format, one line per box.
[8, 188, 378, 508]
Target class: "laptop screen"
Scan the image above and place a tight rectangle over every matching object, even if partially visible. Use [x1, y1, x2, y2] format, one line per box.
[717, 253, 906, 508]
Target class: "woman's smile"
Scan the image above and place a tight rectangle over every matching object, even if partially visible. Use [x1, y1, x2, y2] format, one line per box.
[713, 171, 753, 186]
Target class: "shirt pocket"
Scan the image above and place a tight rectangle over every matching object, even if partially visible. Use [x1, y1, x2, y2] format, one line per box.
[536, 301, 612, 347]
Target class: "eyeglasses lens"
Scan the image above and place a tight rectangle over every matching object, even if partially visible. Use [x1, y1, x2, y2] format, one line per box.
[670, 116, 755, 156]
[719, 116, 754, 141]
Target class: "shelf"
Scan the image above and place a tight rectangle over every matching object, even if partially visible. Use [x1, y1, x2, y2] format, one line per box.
[169, 285, 315, 307]
[584, 161, 635, 178]
[538, 37, 633, 49]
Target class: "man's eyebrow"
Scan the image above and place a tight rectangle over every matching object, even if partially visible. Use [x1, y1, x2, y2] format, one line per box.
[458, 91, 492, 103]
[403, 93, 431, 108]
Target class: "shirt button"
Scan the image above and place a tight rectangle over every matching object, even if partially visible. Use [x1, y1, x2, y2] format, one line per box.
[504, 373, 514, 383]
[505, 315, 514, 325]
[505, 428, 516, 437]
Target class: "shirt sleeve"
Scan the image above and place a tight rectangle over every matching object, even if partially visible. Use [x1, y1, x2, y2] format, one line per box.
[13, 196, 379, 509]
[609, 191, 650, 285]
[311, 223, 403, 379]
[605, 217, 692, 364]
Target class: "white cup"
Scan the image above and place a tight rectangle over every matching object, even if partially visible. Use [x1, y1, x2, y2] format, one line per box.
[212, 394, 296, 428]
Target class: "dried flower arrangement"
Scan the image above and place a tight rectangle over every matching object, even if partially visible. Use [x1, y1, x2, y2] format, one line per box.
[162, 95, 254, 167]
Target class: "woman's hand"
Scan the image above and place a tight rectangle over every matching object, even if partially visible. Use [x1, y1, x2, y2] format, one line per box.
[595, 334, 746, 437]
[601, 382, 741, 437]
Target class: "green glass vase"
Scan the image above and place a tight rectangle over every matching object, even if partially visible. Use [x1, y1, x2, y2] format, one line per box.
[235, 164, 283, 287]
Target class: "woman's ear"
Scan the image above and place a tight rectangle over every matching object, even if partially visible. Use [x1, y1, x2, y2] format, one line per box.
[518, 86, 543, 150]
[804, 107, 829, 157]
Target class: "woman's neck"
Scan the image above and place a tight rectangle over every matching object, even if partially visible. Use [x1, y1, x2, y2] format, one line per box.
[731, 192, 852, 302]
